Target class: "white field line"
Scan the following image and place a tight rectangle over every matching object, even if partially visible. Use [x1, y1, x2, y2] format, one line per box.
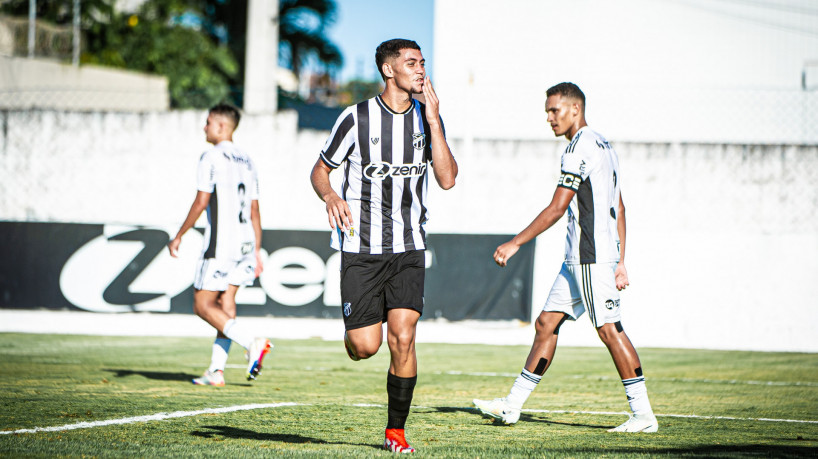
[439, 371, 818, 387]
[293, 367, 818, 388]
[516, 409, 818, 424]
[3, 402, 817, 435]
[0, 402, 300, 435]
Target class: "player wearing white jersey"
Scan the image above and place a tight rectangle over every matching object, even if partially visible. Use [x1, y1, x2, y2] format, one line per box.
[168, 104, 271, 386]
[474, 83, 657, 433]
[196, 140, 259, 262]
[311, 39, 458, 453]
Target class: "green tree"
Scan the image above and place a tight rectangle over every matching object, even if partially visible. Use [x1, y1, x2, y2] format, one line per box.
[88, 0, 239, 108]
[279, 0, 343, 78]
[1, 0, 345, 108]
[0, 0, 238, 108]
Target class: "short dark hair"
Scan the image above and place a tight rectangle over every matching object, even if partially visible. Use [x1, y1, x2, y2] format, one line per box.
[209, 103, 241, 129]
[375, 39, 421, 80]
[546, 82, 586, 107]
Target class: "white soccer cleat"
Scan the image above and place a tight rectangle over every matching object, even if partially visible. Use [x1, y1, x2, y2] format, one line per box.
[192, 370, 225, 387]
[246, 338, 272, 381]
[608, 413, 659, 433]
[473, 397, 521, 425]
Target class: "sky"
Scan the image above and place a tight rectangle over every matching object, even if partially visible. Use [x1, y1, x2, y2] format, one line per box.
[325, 0, 435, 83]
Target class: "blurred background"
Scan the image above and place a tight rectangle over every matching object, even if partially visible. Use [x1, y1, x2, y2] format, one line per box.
[1, 0, 816, 352]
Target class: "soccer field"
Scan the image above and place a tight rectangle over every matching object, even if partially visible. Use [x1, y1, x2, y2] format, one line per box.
[1, 333, 816, 457]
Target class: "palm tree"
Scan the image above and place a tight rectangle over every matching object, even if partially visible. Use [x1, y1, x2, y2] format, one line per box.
[278, 0, 343, 79]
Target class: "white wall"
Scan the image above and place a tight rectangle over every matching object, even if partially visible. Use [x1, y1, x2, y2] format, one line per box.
[1, 109, 816, 352]
[0, 56, 169, 112]
[433, 0, 818, 143]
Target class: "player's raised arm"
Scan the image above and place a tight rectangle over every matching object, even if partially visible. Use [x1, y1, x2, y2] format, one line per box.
[310, 158, 353, 231]
[422, 77, 457, 190]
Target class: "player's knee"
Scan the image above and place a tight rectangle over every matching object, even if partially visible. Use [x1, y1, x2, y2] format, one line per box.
[192, 299, 209, 318]
[387, 330, 416, 354]
[534, 313, 565, 337]
[596, 322, 622, 344]
[353, 340, 381, 359]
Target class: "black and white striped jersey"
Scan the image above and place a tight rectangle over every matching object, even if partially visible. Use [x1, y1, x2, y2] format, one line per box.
[196, 140, 259, 260]
[320, 95, 443, 254]
[557, 127, 622, 265]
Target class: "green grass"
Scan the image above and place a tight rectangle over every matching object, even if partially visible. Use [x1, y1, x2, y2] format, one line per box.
[1, 333, 817, 457]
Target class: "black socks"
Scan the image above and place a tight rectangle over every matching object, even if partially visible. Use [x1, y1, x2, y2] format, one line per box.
[386, 372, 417, 429]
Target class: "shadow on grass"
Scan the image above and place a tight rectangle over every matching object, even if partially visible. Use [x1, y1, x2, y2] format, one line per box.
[191, 425, 380, 450]
[428, 406, 609, 429]
[103, 368, 197, 381]
[103, 368, 253, 386]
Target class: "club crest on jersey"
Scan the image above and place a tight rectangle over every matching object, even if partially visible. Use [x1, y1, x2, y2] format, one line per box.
[364, 161, 427, 181]
[412, 133, 426, 150]
[371, 137, 379, 145]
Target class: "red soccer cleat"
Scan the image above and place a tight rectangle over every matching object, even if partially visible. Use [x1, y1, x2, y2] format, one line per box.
[383, 428, 416, 453]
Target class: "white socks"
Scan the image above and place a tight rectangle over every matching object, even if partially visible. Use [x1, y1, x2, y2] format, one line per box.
[506, 369, 542, 409]
[207, 337, 231, 373]
[622, 376, 653, 416]
[222, 319, 253, 350]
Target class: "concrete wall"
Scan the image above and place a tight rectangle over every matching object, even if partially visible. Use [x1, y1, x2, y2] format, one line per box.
[0, 55, 169, 111]
[433, 0, 818, 144]
[1, 109, 816, 352]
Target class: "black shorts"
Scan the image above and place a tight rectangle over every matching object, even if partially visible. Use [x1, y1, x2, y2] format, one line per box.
[340, 250, 425, 330]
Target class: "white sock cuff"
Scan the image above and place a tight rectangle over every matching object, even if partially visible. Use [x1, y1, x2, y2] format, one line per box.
[622, 376, 646, 387]
[521, 369, 542, 385]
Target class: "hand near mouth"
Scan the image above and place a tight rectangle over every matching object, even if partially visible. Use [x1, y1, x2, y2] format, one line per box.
[422, 76, 441, 124]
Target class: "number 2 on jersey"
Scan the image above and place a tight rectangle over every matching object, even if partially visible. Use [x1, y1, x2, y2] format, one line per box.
[238, 182, 247, 223]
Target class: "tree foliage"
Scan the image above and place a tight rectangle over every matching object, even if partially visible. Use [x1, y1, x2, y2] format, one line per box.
[1, 0, 344, 109]
[279, 0, 342, 77]
[87, 0, 239, 108]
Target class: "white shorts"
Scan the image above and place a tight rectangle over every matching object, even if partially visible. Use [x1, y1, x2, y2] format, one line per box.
[543, 262, 621, 327]
[193, 255, 256, 292]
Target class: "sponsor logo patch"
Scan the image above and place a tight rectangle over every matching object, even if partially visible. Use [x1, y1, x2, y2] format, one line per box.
[371, 137, 379, 145]
[343, 302, 352, 317]
[364, 161, 427, 181]
[605, 299, 620, 310]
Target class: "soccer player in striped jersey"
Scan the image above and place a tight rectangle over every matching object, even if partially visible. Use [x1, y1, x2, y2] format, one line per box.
[168, 104, 271, 387]
[473, 83, 658, 433]
[310, 39, 458, 453]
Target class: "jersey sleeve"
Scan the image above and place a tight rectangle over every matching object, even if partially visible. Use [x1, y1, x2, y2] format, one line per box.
[557, 134, 591, 192]
[320, 107, 356, 169]
[196, 150, 216, 193]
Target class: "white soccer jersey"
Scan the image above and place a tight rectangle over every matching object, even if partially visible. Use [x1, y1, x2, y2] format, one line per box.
[320, 95, 442, 254]
[197, 140, 259, 260]
[557, 127, 622, 265]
